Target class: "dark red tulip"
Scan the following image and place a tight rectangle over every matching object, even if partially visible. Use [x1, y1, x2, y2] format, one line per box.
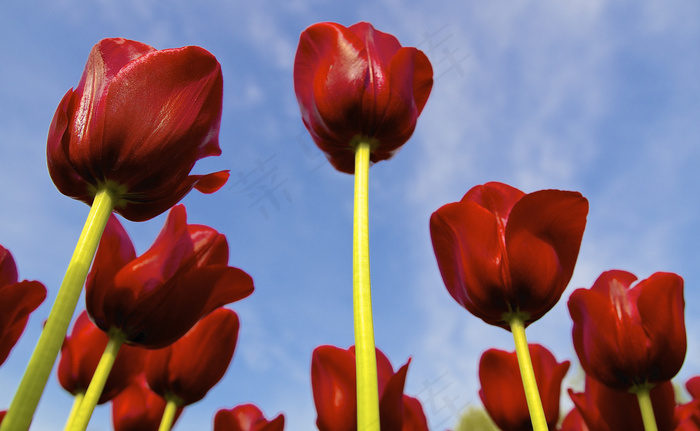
[0, 245, 46, 367]
[568, 375, 676, 431]
[294, 22, 433, 174]
[568, 270, 686, 390]
[57, 310, 144, 404]
[430, 182, 588, 329]
[144, 307, 239, 405]
[111, 374, 183, 431]
[85, 205, 253, 348]
[214, 404, 285, 431]
[559, 407, 588, 431]
[478, 344, 570, 431]
[47, 37, 228, 222]
[311, 345, 428, 431]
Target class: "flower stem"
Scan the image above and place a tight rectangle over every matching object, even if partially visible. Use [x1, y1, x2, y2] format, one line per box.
[0, 188, 116, 431]
[634, 386, 659, 431]
[353, 141, 380, 431]
[157, 398, 180, 431]
[508, 316, 547, 431]
[63, 391, 85, 430]
[68, 330, 125, 431]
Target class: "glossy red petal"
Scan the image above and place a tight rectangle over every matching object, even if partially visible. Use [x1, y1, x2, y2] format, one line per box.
[401, 396, 429, 431]
[379, 359, 409, 430]
[0, 246, 18, 286]
[687, 377, 700, 399]
[430, 199, 509, 326]
[112, 375, 183, 431]
[145, 308, 238, 405]
[192, 170, 230, 193]
[505, 189, 588, 322]
[0, 280, 46, 366]
[635, 272, 686, 383]
[311, 345, 357, 431]
[214, 404, 285, 431]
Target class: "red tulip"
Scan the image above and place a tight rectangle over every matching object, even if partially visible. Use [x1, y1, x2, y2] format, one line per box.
[430, 182, 588, 329]
[568, 375, 676, 431]
[0, 245, 46, 367]
[568, 270, 686, 390]
[144, 307, 239, 405]
[47, 37, 228, 222]
[311, 345, 428, 431]
[294, 22, 433, 174]
[57, 310, 144, 404]
[111, 374, 183, 431]
[214, 404, 285, 431]
[85, 204, 253, 348]
[478, 344, 570, 431]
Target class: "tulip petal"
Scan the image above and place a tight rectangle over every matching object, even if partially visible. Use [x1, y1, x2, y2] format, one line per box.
[0, 280, 46, 366]
[312, 345, 357, 431]
[505, 189, 588, 321]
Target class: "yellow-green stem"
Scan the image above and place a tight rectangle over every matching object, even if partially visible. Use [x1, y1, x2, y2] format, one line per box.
[353, 141, 380, 431]
[63, 391, 85, 430]
[69, 331, 125, 431]
[157, 398, 181, 431]
[509, 316, 548, 431]
[1, 188, 116, 431]
[634, 386, 659, 431]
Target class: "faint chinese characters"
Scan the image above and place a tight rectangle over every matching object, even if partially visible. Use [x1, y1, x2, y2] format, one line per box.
[416, 24, 470, 81]
[228, 154, 292, 219]
[416, 371, 470, 429]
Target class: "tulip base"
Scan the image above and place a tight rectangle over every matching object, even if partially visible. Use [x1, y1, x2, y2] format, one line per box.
[0, 188, 116, 431]
[507, 314, 548, 431]
[353, 141, 380, 431]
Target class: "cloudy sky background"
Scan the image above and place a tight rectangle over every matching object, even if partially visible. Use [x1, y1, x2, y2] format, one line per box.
[1, 0, 699, 430]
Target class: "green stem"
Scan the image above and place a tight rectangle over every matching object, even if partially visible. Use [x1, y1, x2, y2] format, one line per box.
[63, 391, 85, 430]
[634, 386, 659, 431]
[157, 398, 181, 431]
[0, 188, 116, 431]
[68, 331, 125, 431]
[508, 316, 548, 431]
[353, 141, 380, 431]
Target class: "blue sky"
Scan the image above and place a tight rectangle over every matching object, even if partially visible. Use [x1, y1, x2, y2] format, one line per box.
[1, 0, 699, 430]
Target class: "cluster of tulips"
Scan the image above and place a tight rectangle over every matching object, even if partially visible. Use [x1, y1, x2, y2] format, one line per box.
[0, 18, 696, 431]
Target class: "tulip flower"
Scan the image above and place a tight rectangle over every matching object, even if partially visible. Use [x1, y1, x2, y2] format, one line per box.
[430, 182, 588, 330]
[294, 21, 433, 174]
[145, 308, 239, 431]
[86, 205, 253, 348]
[311, 345, 429, 431]
[568, 376, 676, 431]
[111, 375, 183, 431]
[295, 22, 433, 430]
[214, 404, 285, 431]
[47, 37, 228, 222]
[568, 270, 686, 390]
[478, 344, 570, 431]
[3, 38, 228, 431]
[58, 310, 144, 405]
[0, 246, 46, 367]
[64, 205, 252, 431]
[568, 270, 685, 431]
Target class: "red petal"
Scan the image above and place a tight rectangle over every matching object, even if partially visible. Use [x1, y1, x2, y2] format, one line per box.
[505, 189, 588, 321]
[311, 345, 357, 431]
